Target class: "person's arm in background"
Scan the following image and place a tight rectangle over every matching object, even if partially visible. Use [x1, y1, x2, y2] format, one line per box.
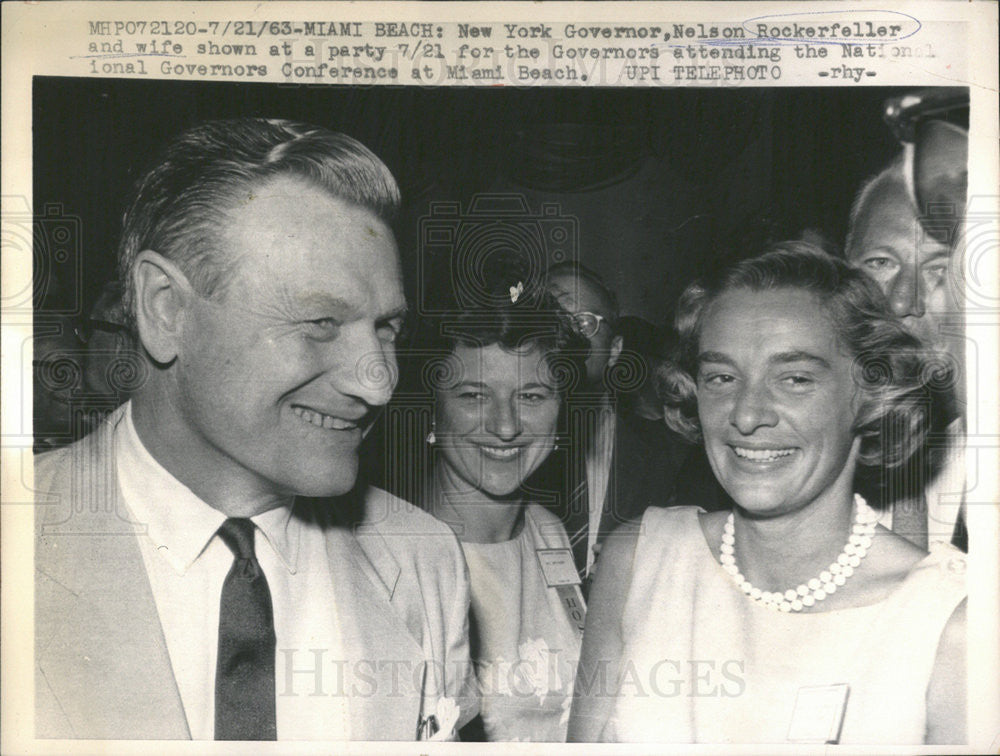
[567, 519, 640, 742]
[925, 598, 966, 744]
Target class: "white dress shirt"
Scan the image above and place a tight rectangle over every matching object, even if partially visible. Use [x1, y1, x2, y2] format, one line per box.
[584, 401, 616, 577]
[924, 419, 966, 547]
[876, 418, 965, 548]
[115, 402, 350, 739]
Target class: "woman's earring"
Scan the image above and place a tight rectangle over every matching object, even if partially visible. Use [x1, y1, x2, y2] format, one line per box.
[426, 420, 436, 445]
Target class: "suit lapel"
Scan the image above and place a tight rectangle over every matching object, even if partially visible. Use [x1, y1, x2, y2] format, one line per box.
[37, 417, 438, 741]
[35, 416, 189, 739]
[598, 418, 622, 537]
[324, 513, 425, 740]
[36, 529, 190, 739]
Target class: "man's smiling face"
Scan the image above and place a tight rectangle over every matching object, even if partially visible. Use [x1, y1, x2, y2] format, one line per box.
[172, 175, 406, 499]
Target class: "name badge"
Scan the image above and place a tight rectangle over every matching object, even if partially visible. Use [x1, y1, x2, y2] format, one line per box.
[536, 548, 581, 587]
[537, 549, 586, 633]
[787, 683, 850, 744]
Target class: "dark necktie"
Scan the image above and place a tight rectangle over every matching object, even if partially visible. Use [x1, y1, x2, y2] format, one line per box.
[215, 518, 277, 740]
[566, 476, 590, 579]
[565, 404, 595, 587]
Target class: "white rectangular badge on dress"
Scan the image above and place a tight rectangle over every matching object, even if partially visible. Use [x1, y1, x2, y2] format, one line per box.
[786, 683, 850, 744]
[536, 548, 581, 587]
[537, 548, 586, 634]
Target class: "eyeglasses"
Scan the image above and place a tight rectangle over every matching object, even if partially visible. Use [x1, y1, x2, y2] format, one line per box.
[73, 318, 129, 345]
[571, 311, 611, 339]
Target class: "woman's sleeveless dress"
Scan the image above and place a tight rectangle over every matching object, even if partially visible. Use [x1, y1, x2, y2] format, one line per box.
[605, 506, 967, 744]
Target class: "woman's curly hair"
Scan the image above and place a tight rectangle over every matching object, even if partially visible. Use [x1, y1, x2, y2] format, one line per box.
[415, 274, 590, 398]
[658, 241, 948, 469]
[381, 263, 590, 505]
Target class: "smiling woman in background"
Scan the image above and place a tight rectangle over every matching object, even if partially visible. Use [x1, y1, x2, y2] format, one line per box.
[569, 243, 966, 745]
[414, 274, 589, 741]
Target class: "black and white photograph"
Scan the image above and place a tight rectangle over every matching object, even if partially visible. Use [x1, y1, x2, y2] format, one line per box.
[3, 2, 998, 752]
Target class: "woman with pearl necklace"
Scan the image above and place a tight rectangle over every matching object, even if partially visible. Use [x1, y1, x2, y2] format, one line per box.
[569, 243, 966, 745]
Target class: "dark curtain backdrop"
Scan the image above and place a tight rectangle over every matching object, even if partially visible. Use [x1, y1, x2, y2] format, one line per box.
[33, 78, 901, 327]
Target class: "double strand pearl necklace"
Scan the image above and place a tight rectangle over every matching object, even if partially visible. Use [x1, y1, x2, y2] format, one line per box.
[719, 493, 879, 613]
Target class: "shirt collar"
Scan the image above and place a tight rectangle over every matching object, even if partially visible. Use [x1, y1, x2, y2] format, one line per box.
[252, 502, 300, 574]
[115, 401, 300, 575]
[585, 400, 617, 460]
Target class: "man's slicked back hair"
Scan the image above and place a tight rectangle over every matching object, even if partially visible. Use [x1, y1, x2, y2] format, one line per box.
[117, 118, 400, 328]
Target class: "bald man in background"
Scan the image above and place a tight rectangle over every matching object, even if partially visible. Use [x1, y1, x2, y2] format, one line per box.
[535, 262, 693, 586]
[845, 146, 967, 551]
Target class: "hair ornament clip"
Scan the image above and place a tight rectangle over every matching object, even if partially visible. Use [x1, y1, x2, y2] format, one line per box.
[509, 281, 524, 304]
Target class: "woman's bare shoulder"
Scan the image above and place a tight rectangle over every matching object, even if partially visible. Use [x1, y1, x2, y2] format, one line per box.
[866, 524, 931, 582]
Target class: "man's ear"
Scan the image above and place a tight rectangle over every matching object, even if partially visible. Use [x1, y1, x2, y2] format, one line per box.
[608, 334, 624, 367]
[132, 250, 194, 364]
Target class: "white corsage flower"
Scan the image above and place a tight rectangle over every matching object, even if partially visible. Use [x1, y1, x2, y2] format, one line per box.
[558, 693, 573, 729]
[419, 696, 461, 741]
[509, 281, 524, 303]
[517, 637, 562, 704]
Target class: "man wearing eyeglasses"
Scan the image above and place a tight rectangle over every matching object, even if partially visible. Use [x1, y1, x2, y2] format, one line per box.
[547, 262, 624, 392]
[32, 283, 133, 452]
[845, 108, 968, 552]
[539, 262, 691, 586]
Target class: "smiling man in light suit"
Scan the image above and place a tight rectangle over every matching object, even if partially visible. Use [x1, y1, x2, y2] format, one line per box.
[34, 118, 475, 741]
